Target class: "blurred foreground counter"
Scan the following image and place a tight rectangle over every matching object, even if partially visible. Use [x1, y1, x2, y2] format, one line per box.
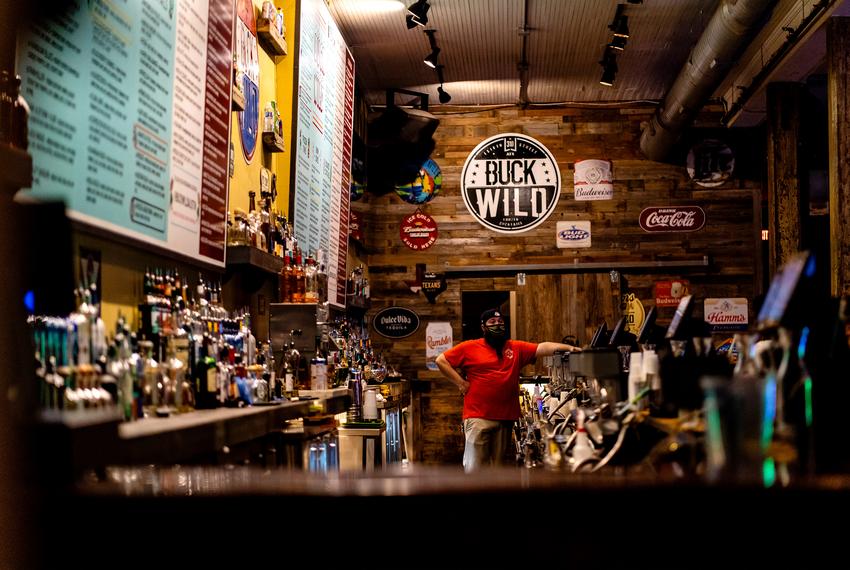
[38, 464, 850, 568]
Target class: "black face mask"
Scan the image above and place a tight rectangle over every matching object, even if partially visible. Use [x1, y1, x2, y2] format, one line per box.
[483, 324, 509, 354]
[484, 324, 506, 338]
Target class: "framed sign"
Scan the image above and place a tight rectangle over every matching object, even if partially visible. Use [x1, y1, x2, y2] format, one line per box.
[17, 0, 236, 267]
[574, 159, 613, 200]
[290, 0, 355, 307]
[556, 221, 591, 248]
[373, 306, 420, 338]
[460, 133, 561, 233]
[705, 298, 749, 332]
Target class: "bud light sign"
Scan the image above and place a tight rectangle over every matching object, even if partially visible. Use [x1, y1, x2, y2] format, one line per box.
[236, 0, 260, 163]
[373, 306, 420, 339]
[461, 133, 561, 233]
[639, 206, 706, 233]
[556, 221, 591, 248]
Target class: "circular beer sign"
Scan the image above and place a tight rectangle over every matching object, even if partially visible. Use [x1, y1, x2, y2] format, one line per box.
[461, 133, 561, 233]
[400, 211, 438, 250]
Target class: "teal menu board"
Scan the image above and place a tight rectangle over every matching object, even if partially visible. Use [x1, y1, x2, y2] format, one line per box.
[17, 0, 235, 267]
[291, 0, 354, 307]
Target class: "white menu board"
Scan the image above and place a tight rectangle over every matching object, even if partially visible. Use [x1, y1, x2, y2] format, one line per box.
[291, 0, 355, 307]
[16, 0, 234, 267]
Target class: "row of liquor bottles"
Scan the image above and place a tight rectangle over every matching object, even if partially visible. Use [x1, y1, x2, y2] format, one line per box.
[227, 188, 293, 260]
[31, 273, 391, 420]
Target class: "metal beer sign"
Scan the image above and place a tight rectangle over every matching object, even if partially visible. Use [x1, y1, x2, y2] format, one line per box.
[461, 133, 561, 233]
[639, 206, 706, 233]
[373, 306, 420, 338]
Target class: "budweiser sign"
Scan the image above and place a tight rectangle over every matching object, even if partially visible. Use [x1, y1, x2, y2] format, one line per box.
[639, 206, 706, 233]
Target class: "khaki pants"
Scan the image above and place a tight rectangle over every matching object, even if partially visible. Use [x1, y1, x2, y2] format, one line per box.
[462, 418, 514, 473]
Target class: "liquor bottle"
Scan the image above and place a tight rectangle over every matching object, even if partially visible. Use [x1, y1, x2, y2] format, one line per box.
[293, 251, 305, 303]
[316, 249, 328, 303]
[194, 334, 219, 409]
[304, 255, 318, 303]
[279, 254, 293, 302]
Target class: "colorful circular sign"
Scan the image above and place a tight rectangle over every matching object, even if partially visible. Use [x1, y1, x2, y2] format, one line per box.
[395, 159, 442, 204]
[400, 211, 438, 250]
[461, 133, 561, 233]
[373, 306, 420, 339]
[236, 0, 260, 163]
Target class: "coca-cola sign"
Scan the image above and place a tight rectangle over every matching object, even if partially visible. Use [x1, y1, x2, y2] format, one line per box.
[639, 206, 706, 233]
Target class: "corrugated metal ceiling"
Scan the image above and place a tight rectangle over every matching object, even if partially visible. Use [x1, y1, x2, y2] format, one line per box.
[326, 0, 720, 107]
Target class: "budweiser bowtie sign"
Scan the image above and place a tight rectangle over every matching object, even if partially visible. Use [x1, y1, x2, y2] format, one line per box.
[461, 133, 561, 233]
[638, 206, 706, 233]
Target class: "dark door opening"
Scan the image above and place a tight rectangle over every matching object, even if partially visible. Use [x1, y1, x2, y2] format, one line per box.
[461, 291, 510, 341]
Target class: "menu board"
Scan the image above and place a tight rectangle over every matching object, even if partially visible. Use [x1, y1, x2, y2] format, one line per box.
[17, 0, 234, 267]
[291, 0, 355, 307]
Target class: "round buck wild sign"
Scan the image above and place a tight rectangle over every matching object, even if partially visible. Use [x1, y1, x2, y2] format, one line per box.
[461, 133, 561, 233]
[373, 307, 420, 339]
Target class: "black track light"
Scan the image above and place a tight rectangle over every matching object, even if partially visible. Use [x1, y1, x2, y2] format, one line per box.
[608, 4, 629, 38]
[613, 15, 629, 38]
[599, 49, 618, 87]
[406, 0, 430, 28]
[607, 35, 627, 51]
[423, 29, 440, 68]
[436, 65, 451, 103]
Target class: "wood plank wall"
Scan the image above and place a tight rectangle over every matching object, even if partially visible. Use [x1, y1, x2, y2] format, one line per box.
[352, 106, 762, 465]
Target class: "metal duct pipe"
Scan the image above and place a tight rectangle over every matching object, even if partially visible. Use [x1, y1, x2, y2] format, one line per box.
[639, 0, 777, 161]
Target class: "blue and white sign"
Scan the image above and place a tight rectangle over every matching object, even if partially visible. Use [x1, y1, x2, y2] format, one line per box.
[235, 0, 260, 163]
[556, 221, 591, 248]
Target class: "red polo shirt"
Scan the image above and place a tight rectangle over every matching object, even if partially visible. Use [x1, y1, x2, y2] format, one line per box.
[442, 338, 539, 420]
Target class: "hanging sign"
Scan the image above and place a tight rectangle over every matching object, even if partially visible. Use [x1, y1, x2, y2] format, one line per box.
[421, 272, 447, 303]
[461, 133, 561, 233]
[574, 159, 614, 201]
[374, 306, 420, 338]
[349, 211, 364, 242]
[556, 221, 591, 248]
[235, 0, 260, 163]
[687, 139, 735, 188]
[655, 280, 691, 307]
[400, 211, 438, 250]
[396, 158, 443, 204]
[621, 293, 645, 335]
[425, 322, 453, 370]
[704, 298, 749, 332]
[639, 206, 706, 233]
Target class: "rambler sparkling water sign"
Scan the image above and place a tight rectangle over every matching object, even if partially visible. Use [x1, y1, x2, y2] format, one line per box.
[461, 133, 561, 233]
[556, 221, 591, 248]
[573, 159, 614, 201]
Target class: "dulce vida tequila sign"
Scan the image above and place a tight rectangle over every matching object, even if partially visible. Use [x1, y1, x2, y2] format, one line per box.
[639, 206, 706, 233]
[461, 133, 561, 233]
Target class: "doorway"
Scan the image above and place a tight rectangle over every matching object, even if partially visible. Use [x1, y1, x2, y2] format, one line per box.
[461, 291, 511, 341]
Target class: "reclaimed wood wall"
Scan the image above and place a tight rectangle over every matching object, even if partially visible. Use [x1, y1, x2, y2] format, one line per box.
[353, 105, 762, 465]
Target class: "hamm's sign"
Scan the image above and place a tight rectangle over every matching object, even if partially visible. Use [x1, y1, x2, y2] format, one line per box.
[461, 133, 561, 233]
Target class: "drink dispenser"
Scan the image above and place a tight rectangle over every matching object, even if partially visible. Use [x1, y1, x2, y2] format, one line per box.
[549, 350, 573, 393]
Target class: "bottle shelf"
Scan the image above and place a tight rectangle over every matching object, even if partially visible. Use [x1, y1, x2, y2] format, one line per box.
[232, 83, 246, 112]
[257, 18, 288, 56]
[226, 244, 284, 275]
[0, 145, 32, 191]
[346, 294, 371, 311]
[262, 130, 285, 153]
